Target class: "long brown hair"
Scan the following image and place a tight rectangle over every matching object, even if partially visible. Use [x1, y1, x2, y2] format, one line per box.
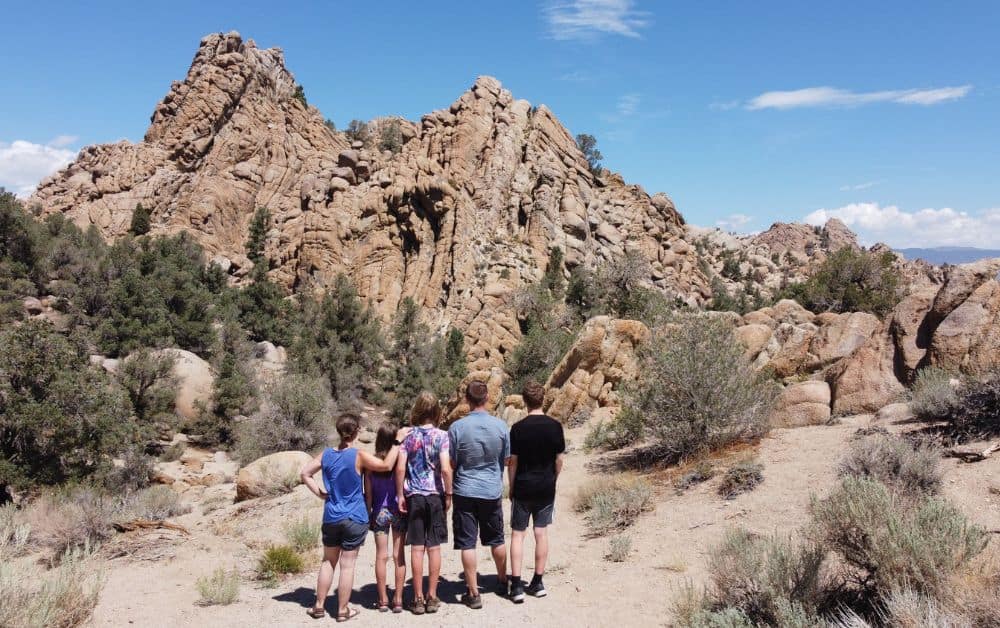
[374, 422, 397, 459]
[409, 391, 441, 427]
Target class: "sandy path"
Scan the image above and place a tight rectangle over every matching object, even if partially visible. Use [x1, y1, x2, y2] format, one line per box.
[89, 415, 1000, 627]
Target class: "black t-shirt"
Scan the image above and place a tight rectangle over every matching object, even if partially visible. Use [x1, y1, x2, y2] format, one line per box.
[510, 414, 566, 502]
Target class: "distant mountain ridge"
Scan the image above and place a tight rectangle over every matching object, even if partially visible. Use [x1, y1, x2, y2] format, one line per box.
[896, 247, 1000, 265]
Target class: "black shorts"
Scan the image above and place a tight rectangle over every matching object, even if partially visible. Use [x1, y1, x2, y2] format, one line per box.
[322, 519, 368, 550]
[453, 495, 505, 550]
[511, 499, 555, 531]
[405, 494, 448, 548]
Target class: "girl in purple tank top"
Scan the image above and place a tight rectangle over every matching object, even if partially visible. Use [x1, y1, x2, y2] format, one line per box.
[364, 423, 408, 613]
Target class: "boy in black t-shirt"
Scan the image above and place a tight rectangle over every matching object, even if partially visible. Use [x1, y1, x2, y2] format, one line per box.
[507, 381, 566, 603]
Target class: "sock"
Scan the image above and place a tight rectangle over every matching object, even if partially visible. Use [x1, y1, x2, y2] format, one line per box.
[511, 576, 522, 587]
[530, 573, 543, 587]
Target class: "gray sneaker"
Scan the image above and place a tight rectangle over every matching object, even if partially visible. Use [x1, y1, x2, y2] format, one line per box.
[510, 581, 525, 603]
[526, 581, 547, 598]
[462, 593, 483, 609]
[495, 579, 510, 599]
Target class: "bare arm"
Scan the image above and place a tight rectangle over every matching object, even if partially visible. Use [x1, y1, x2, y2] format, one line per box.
[555, 453, 565, 478]
[507, 455, 518, 500]
[439, 448, 454, 511]
[364, 471, 373, 515]
[358, 427, 409, 473]
[299, 454, 326, 499]
[396, 448, 408, 514]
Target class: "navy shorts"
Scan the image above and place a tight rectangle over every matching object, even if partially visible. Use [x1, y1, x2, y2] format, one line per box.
[511, 499, 554, 531]
[453, 495, 505, 550]
[322, 519, 368, 550]
[405, 494, 447, 548]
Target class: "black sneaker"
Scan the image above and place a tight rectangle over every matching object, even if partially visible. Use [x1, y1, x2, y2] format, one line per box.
[461, 593, 483, 609]
[510, 581, 525, 603]
[495, 579, 510, 599]
[526, 580, 547, 598]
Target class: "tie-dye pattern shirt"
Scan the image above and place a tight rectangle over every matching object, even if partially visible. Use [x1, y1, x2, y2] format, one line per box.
[401, 425, 450, 496]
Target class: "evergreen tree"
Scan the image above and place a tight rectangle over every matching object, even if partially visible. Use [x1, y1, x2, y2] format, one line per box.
[130, 203, 151, 235]
[246, 207, 271, 272]
[575, 133, 604, 176]
[191, 319, 258, 446]
[291, 274, 384, 401]
[293, 84, 308, 107]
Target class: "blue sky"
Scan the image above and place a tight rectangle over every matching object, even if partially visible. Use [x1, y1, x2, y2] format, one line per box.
[3, 1, 999, 247]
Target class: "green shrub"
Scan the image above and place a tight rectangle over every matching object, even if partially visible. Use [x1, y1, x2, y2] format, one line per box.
[810, 477, 987, 598]
[948, 368, 1000, 441]
[344, 119, 369, 144]
[777, 247, 902, 316]
[284, 515, 320, 552]
[195, 567, 240, 606]
[129, 203, 151, 236]
[611, 314, 777, 463]
[159, 441, 185, 462]
[378, 119, 403, 153]
[257, 545, 304, 578]
[705, 528, 827, 626]
[567, 252, 675, 324]
[606, 535, 632, 562]
[116, 348, 177, 426]
[101, 448, 155, 494]
[574, 476, 652, 535]
[909, 366, 958, 421]
[292, 85, 307, 107]
[0, 320, 137, 490]
[233, 374, 334, 463]
[838, 432, 941, 496]
[190, 319, 258, 446]
[0, 544, 104, 628]
[717, 460, 764, 499]
[575, 133, 603, 176]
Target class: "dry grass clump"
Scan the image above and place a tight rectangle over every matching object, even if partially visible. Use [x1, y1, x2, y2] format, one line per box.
[909, 366, 958, 422]
[257, 545, 305, 580]
[838, 432, 941, 496]
[195, 567, 240, 606]
[574, 475, 653, 535]
[673, 461, 715, 493]
[0, 544, 104, 628]
[606, 535, 632, 563]
[284, 515, 320, 553]
[717, 460, 764, 500]
[948, 368, 1000, 441]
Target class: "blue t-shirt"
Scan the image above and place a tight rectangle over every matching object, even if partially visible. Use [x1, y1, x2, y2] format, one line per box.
[448, 411, 510, 500]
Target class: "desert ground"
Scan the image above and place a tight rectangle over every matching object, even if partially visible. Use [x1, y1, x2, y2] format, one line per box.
[87, 415, 1000, 627]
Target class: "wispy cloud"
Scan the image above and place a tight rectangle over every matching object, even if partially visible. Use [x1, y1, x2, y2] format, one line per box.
[716, 213, 754, 232]
[558, 70, 593, 82]
[804, 202, 1000, 248]
[0, 139, 79, 197]
[839, 180, 885, 192]
[545, 0, 650, 41]
[745, 85, 972, 110]
[709, 100, 740, 111]
[616, 93, 640, 117]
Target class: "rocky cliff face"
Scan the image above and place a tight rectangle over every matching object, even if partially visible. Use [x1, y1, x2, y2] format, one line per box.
[32, 31, 711, 369]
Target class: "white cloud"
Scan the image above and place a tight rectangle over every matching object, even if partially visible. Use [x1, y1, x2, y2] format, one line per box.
[745, 85, 972, 110]
[545, 0, 650, 40]
[839, 180, 885, 192]
[709, 100, 740, 111]
[49, 134, 79, 147]
[716, 213, 754, 232]
[558, 70, 593, 82]
[616, 93, 640, 117]
[0, 139, 78, 197]
[803, 202, 1000, 248]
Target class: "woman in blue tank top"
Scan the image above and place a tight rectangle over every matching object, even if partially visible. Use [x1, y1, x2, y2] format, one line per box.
[300, 414, 408, 622]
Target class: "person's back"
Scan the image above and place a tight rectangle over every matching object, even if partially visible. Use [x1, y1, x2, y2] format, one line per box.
[509, 413, 565, 503]
[449, 410, 509, 500]
[321, 447, 367, 525]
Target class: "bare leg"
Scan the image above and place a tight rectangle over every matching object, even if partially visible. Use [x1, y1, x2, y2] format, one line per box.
[510, 530, 526, 579]
[374, 533, 389, 606]
[315, 546, 341, 611]
[461, 549, 479, 596]
[392, 529, 406, 607]
[491, 543, 508, 585]
[533, 526, 549, 576]
[426, 546, 442, 599]
[411, 546, 426, 601]
[336, 548, 359, 617]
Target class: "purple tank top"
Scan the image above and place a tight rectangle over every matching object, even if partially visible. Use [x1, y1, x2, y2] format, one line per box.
[369, 471, 399, 514]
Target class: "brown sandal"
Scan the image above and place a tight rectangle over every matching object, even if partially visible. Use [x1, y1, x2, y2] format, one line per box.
[336, 607, 360, 622]
[306, 607, 325, 619]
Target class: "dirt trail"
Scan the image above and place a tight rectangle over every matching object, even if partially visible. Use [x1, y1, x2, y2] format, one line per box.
[89, 416, 1000, 627]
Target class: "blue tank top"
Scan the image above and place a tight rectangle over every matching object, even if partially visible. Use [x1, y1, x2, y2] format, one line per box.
[321, 447, 368, 525]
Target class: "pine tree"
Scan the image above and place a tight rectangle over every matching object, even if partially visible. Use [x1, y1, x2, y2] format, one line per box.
[246, 207, 271, 272]
[130, 203, 151, 235]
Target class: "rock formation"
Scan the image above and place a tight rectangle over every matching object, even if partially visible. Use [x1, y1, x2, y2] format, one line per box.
[31, 31, 711, 370]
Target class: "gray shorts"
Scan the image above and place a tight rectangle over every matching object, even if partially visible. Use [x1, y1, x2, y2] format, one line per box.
[322, 519, 368, 550]
[511, 499, 554, 531]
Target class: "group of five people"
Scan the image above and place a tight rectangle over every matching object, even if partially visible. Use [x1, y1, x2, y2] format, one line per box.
[299, 379, 565, 621]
